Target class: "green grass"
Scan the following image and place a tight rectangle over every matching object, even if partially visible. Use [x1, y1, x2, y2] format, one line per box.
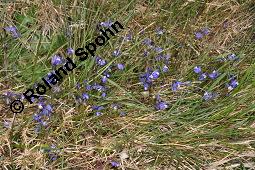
[0, 0, 255, 169]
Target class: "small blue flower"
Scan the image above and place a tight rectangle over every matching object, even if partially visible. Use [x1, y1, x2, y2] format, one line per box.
[209, 70, 220, 79]
[144, 50, 149, 57]
[139, 71, 153, 90]
[110, 161, 120, 167]
[230, 79, 238, 88]
[102, 76, 108, 83]
[227, 78, 238, 91]
[117, 63, 124, 70]
[155, 54, 163, 61]
[172, 81, 182, 91]
[45, 104, 53, 112]
[33, 114, 41, 121]
[51, 55, 64, 66]
[195, 32, 203, 39]
[202, 28, 210, 35]
[143, 83, 150, 91]
[86, 84, 92, 91]
[40, 120, 48, 126]
[156, 101, 168, 110]
[154, 46, 163, 53]
[67, 47, 74, 55]
[203, 91, 216, 101]
[164, 54, 171, 61]
[194, 66, 202, 74]
[103, 71, 111, 78]
[49, 153, 58, 161]
[143, 38, 153, 46]
[123, 32, 132, 41]
[120, 111, 126, 116]
[92, 105, 104, 111]
[111, 103, 119, 110]
[227, 54, 239, 61]
[82, 93, 89, 100]
[4, 26, 21, 38]
[3, 120, 11, 129]
[101, 92, 106, 98]
[92, 84, 106, 92]
[162, 65, 169, 72]
[96, 56, 107, 66]
[112, 50, 121, 57]
[100, 20, 113, 27]
[96, 112, 102, 116]
[155, 27, 164, 35]
[199, 73, 207, 81]
[149, 70, 160, 79]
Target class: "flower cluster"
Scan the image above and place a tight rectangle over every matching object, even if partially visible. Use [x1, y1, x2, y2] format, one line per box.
[193, 66, 220, 81]
[33, 99, 53, 131]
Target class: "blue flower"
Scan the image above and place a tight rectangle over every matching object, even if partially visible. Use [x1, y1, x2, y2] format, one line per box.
[92, 105, 104, 111]
[112, 50, 121, 57]
[101, 92, 107, 98]
[96, 56, 107, 66]
[33, 114, 41, 121]
[45, 104, 53, 112]
[154, 46, 163, 53]
[171, 81, 182, 91]
[120, 111, 126, 116]
[198, 73, 207, 81]
[195, 32, 203, 39]
[202, 28, 210, 35]
[101, 76, 108, 83]
[227, 54, 239, 61]
[51, 55, 64, 66]
[143, 38, 153, 46]
[144, 50, 149, 57]
[156, 27, 164, 35]
[123, 32, 132, 41]
[110, 161, 120, 167]
[149, 70, 160, 79]
[156, 101, 168, 110]
[155, 94, 168, 110]
[111, 103, 119, 110]
[100, 20, 113, 27]
[194, 66, 202, 74]
[40, 121, 48, 126]
[92, 83, 106, 92]
[103, 71, 111, 78]
[162, 65, 169, 72]
[209, 70, 220, 79]
[49, 153, 58, 161]
[86, 84, 92, 91]
[96, 112, 102, 116]
[67, 47, 74, 55]
[164, 54, 171, 63]
[82, 93, 89, 100]
[4, 26, 21, 38]
[117, 63, 124, 70]
[227, 78, 238, 91]
[203, 91, 216, 101]
[3, 120, 11, 129]
[139, 70, 154, 90]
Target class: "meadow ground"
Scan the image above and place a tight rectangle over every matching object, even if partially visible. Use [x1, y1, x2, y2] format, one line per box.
[0, 0, 255, 169]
